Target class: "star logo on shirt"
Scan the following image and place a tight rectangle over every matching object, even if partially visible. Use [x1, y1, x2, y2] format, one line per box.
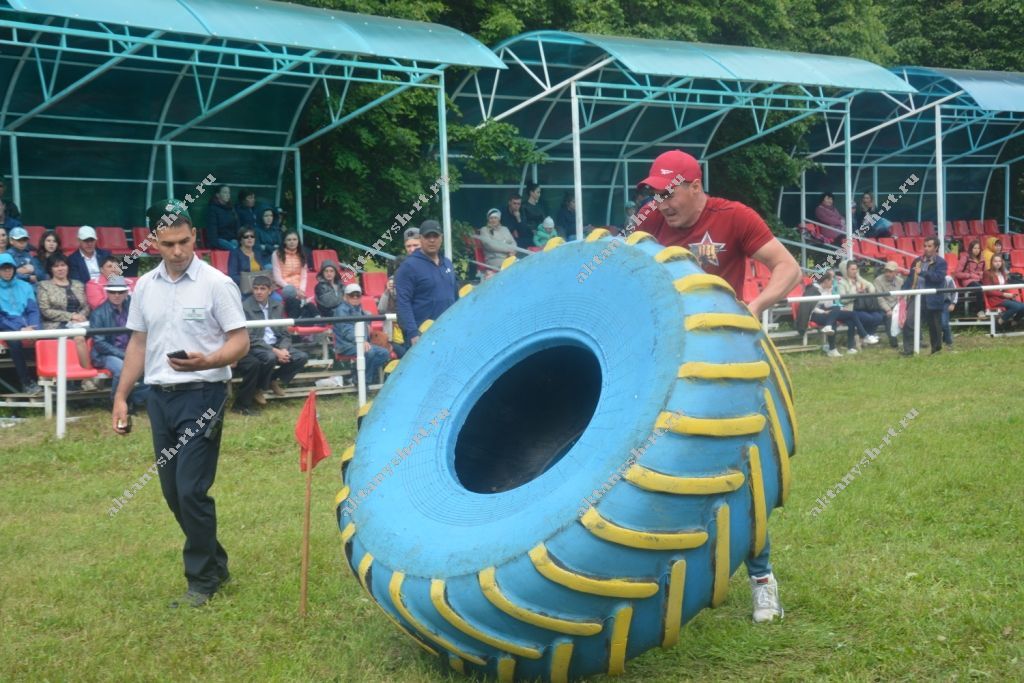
[688, 231, 726, 267]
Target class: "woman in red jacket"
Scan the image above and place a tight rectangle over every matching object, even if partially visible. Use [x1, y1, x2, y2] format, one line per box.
[954, 240, 986, 316]
[982, 254, 1024, 328]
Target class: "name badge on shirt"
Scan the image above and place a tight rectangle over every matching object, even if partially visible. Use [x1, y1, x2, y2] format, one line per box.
[183, 307, 206, 321]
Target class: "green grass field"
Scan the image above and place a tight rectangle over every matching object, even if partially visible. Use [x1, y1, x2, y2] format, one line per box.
[3, 333, 1023, 682]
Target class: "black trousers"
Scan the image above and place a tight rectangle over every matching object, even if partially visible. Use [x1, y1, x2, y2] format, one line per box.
[903, 307, 943, 353]
[147, 382, 229, 594]
[5, 339, 32, 388]
[235, 344, 308, 407]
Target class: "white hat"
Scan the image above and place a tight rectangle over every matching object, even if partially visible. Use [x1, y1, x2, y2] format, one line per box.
[77, 225, 97, 240]
[542, 216, 555, 229]
[344, 283, 363, 295]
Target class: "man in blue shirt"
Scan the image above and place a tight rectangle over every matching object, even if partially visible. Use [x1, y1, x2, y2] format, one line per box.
[394, 219, 457, 346]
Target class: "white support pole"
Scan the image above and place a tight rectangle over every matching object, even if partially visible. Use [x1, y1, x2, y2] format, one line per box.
[355, 321, 367, 408]
[570, 81, 584, 241]
[437, 73, 453, 263]
[164, 144, 174, 198]
[1004, 165, 1010, 232]
[913, 294, 922, 355]
[56, 338, 67, 439]
[799, 169, 807, 267]
[935, 104, 946, 253]
[294, 148, 303, 241]
[843, 101, 854, 262]
[10, 136, 19, 208]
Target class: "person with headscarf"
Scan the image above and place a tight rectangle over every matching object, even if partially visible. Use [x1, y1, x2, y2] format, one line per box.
[477, 208, 517, 270]
[534, 216, 558, 247]
[0, 252, 41, 394]
[981, 236, 1004, 270]
[253, 204, 282, 264]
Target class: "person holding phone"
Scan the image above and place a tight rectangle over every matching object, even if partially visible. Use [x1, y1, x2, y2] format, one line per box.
[111, 199, 249, 609]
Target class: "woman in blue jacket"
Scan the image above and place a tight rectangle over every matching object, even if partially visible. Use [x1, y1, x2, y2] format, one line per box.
[0, 252, 41, 394]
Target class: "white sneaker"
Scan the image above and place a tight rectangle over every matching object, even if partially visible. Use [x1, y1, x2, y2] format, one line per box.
[81, 379, 98, 391]
[864, 335, 880, 345]
[825, 349, 841, 358]
[750, 573, 784, 623]
[846, 347, 858, 355]
[820, 325, 834, 334]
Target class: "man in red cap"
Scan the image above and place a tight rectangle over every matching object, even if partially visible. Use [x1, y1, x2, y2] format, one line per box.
[635, 150, 801, 320]
[636, 150, 800, 624]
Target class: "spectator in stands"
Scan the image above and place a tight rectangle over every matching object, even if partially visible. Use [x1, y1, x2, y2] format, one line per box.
[981, 237, 1009, 274]
[271, 230, 316, 319]
[395, 219, 457, 347]
[838, 261, 882, 348]
[0, 227, 7, 252]
[235, 189, 259, 232]
[797, 271, 843, 358]
[7, 227, 42, 284]
[36, 230, 62, 276]
[0, 178, 20, 219]
[333, 282, 388, 383]
[376, 275, 406, 358]
[478, 208, 517, 269]
[534, 216, 558, 247]
[85, 256, 132, 309]
[817, 272, 871, 354]
[555, 195, 576, 239]
[313, 260, 345, 316]
[954, 239, 986, 316]
[68, 226, 111, 284]
[0, 252, 41, 394]
[854, 192, 893, 238]
[403, 227, 421, 255]
[0, 198, 21, 230]
[206, 184, 240, 250]
[506, 193, 529, 249]
[902, 237, 947, 355]
[521, 182, 546, 245]
[89, 276, 147, 406]
[873, 261, 904, 348]
[813, 192, 846, 239]
[235, 275, 309, 414]
[36, 253, 93, 381]
[941, 273, 958, 347]
[253, 205, 282, 264]
[228, 227, 268, 288]
[983, 254, 1024, 328]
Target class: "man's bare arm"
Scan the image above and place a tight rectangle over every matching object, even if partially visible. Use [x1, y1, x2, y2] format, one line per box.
[748, 239, 802, 320]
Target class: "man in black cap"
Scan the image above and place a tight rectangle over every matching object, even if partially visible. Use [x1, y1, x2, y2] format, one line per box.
[394, 219, 457, 346]
[112, 199, 249, 608]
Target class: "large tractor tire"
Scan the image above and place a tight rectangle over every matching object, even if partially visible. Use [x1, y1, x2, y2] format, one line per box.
[336, 231, 797, 681]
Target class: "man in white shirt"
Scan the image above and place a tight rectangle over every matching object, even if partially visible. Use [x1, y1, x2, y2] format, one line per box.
[67, 225, 112, 284]
[235, 275, 308, 413]
[111, 200, 249, 608]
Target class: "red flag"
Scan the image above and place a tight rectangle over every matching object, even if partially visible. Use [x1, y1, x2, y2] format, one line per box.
[295, 390, 331, 472]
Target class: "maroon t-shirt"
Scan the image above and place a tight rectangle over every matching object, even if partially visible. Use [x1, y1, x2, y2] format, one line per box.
[639, 196, 774, 292]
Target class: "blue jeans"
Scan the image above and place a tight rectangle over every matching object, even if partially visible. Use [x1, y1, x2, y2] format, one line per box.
[746, 532, 772, 578]
[215, 238, 239, 250]
[855, 310, 884, 337]
[998, 299, 1024, 322]
[825, 308, 869, 346]
[941, 307, 953, 345]
[865, 217, 893, 238]
[95, 354, 148, 405]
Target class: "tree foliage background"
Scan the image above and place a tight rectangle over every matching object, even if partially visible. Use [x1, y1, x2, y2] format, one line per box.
[291, 0, 1024, 249]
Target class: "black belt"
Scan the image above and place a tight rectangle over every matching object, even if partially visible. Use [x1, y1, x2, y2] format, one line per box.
[154, 381, 227, 392]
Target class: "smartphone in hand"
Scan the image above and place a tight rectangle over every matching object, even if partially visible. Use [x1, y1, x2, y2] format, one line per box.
[167, 349, 189, 360]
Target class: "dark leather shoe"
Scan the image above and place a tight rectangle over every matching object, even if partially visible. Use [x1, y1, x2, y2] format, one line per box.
[169, 590, 213, 608]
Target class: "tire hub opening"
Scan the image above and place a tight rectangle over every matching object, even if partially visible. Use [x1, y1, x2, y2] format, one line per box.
[454, 345, 601, 494]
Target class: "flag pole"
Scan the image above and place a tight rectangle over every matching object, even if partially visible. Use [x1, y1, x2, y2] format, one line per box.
[300, 445, 313, 617]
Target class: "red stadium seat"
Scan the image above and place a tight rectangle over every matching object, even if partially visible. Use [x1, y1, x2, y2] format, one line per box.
[96, 227, 131, 255]
[360, 295, 385, 332]
[910, 237, 925, 253]
[1010, 250, 1024, 270]
[361, 271, 388, 298]
[944, 253, 958, 272]
[35, 339, 111, 382]
[983, 219, 1000, 235]
[312, 249, 340, 272]
[920, 221, 936, 237]
[1011, 234, 1024, 250]
[750, 259, 771, 282]
[209, 250, 230, 274]
[895, 238, 916, 254]
[55, 226, 81, 253]
[953, 220, 970, 237]
[968, 219, 985, 236]
[741, 278, 761, 304]
[903, 221, 921, 237]
[131, 227, 159, 254]
[859, 240, 881, 260]
[888, 221, 904, 237]
[878, 237, 897, 250]
[23, 225, 46, 245]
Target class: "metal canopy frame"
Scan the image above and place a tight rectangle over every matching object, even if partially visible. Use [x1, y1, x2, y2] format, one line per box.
[449, 30, 915, 239]
[791, 66, 1024, 255]
[0, 1, 502, 257]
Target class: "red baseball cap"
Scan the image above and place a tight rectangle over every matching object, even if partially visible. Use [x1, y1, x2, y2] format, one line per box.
[637, 150, 702, 191]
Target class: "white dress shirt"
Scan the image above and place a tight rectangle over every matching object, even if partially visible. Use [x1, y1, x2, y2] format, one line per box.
[126, 256, 245, 385]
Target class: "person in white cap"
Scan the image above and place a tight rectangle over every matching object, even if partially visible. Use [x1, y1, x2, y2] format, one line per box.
[333, 282, 389, 384]
[68, 225, 112, 284]
[534, 216, 558, 247]
[477, 208, 516, 270]
[6, 226, 42, 284]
